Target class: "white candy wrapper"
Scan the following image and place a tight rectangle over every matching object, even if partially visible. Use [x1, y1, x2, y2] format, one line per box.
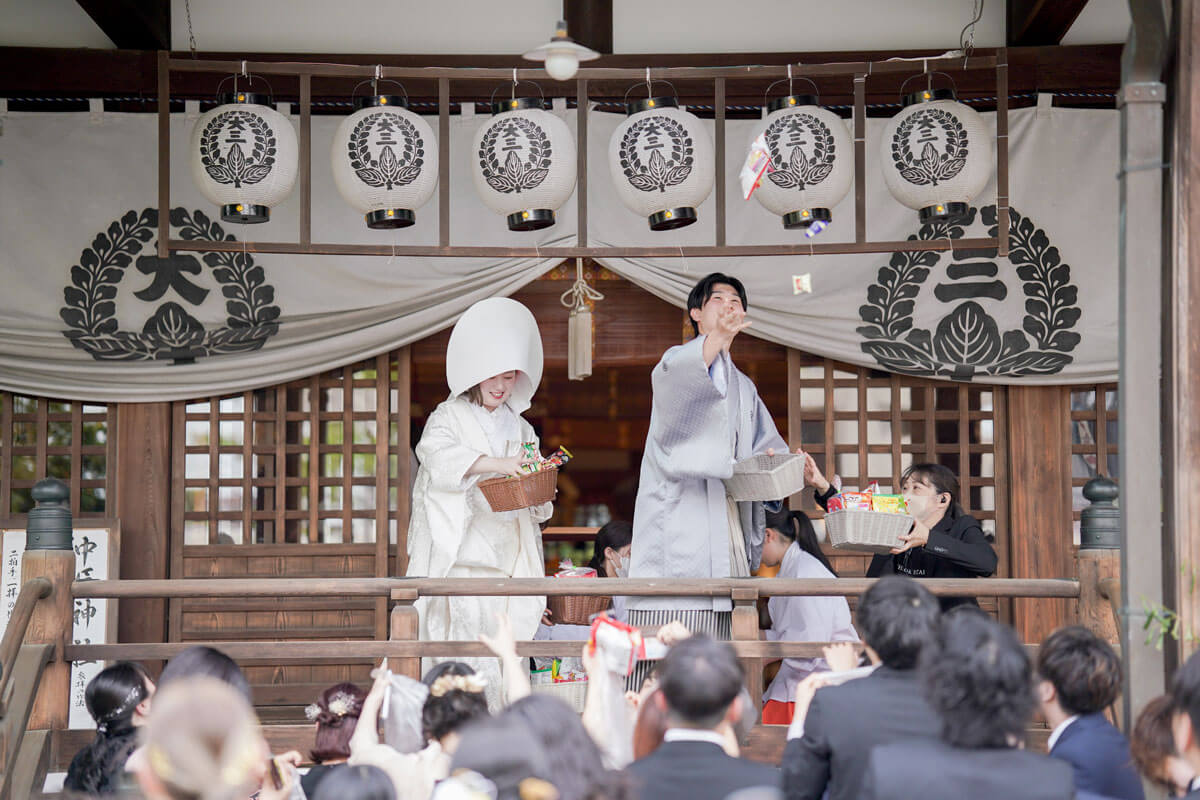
[371, 661, 430, 755]
[588, 615, 668, 677]
[740, 132, 773, 200]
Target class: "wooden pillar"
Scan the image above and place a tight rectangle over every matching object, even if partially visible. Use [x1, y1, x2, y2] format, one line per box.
[731, 587, 762, 715]
[21, 550, 74, 729]
[1006, 386, 1074, 643]
[114, 403, 171, 648]
[564, 0, 612, 54]
[1168, 0, 1200, 670]
[389, 588, 420, 681]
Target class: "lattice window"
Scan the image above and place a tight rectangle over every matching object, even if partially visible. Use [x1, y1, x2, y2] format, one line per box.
[788, 353, 1008, 550]
[174, 351, 410, 547]
[1069, 383, 1118, 541]
[0, 393, 115, 519]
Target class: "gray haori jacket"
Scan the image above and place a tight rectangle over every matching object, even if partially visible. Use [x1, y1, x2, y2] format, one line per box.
[628, 335, 787, 613]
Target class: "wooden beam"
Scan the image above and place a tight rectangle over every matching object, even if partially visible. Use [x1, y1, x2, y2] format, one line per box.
[75, 0, 170, 50]
[72, 576, 1083, 599]
[565, 0, 612, 54]
[162, 236, 1006, 259]
[1007, 0, 1092, 47]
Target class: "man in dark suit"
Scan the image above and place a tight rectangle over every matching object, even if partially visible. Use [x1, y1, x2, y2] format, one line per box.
[860, 611, 1076, 800]
[1171, 648, 1200, 798]
[627, 635, 779, 800]
[1037, 626, 1144, 800]
[781, 576, 942, 800]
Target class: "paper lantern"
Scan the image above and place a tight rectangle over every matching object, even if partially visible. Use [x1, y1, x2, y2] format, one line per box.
[472, 97, 576, 231]
[881, 87, 992, 225]
[609, 97, 714, 230]
[190, 92, 298, 224]
[752, 94, 853, 229]
[331, 95, 438, 229]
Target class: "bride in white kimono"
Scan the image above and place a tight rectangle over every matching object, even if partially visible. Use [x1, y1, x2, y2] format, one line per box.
[405, 297, 550, 709]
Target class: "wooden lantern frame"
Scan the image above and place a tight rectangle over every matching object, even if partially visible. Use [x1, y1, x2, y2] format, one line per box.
[154, 50, 1009, 261]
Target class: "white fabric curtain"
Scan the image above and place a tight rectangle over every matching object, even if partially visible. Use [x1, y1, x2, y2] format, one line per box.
[0, 97, 1116, 402]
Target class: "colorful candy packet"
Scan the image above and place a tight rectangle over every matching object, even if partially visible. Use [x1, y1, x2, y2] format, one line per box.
[870, 494, 908, 514]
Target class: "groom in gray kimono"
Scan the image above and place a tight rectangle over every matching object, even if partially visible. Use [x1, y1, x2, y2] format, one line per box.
[627, 272, 789, 651]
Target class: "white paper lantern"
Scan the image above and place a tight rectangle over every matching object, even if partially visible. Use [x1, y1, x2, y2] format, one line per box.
[190, 92, 298, 224]
[881, 87, 992, 225]
[752, 94, 853, 229]
[331, 95, 438, 229]
[472, 98, 576, 231]
[609, 97, 714, 230]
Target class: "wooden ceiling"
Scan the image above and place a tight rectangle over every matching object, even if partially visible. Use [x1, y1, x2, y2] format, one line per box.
[0, 43, 1122, 115]
[0, 0, 1123, 113]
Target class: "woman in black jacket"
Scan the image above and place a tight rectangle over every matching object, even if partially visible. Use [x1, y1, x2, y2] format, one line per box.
[804, 456, 997, 610]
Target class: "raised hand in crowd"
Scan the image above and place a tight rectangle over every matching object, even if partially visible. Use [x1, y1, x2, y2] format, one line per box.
[822, 642, 860, 673]
[479, 611, 531, 704]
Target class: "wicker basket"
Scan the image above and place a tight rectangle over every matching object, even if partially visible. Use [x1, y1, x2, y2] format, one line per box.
[824, 509, 914, 554]
[478, 467, 558, 512]
[547, 593, 612, 626]
[723, 453, 805, 501]
[531, 679, 588, 713]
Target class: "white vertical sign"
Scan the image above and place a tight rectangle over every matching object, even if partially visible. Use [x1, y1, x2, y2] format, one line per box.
[0, 528, 114, 729]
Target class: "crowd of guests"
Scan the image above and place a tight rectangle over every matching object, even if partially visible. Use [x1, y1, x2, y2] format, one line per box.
[59, 572, 1200, 800]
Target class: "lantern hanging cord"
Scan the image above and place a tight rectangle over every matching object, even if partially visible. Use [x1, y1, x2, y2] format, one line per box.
[960, 0, 984, 57]
[561, 259, 604, 312]
[184, 0, 198, 58]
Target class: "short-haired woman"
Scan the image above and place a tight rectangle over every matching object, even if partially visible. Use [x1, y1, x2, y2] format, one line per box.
[805, 457, 997, 610]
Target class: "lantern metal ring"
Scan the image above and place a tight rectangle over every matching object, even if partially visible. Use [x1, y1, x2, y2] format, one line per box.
[214, 72, 276, 106]
[763, 76, 821, 109]
[488, 80, 547, 114]
[898, 71, 961, 106]
[351, 78, 410, 105]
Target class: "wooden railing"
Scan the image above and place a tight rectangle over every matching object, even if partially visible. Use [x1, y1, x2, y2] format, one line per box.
[0, 578, 54, 800]
[4, 567, 1112, 792]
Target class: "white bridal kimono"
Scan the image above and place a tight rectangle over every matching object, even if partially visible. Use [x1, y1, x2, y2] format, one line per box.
[404, 297, 548, 709]
[764, 542, 859, 705]
[629, 334, 788, 614]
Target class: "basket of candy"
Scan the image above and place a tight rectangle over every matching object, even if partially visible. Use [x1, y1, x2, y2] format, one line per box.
[723, 452, 805, 501]
[546, 563, 611, 625]
[530, 657, 588, 712]
[824, 488, 914, 554]
[478, 445, 572, 513]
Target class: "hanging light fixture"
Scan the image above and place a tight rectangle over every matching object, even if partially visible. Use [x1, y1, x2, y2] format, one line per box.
[472, 82, 577, 231]
[750, 76, 853, 230]
[522, 20, 600, 82]
[190, 75, 298, 224]
[330, 78, 438, 229]
[608, 81, 714, 231]
[880, 73, 992, 225]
